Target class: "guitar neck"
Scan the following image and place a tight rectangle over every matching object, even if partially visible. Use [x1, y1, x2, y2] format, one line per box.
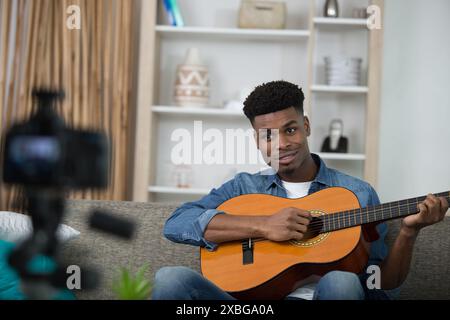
[321, 191, 450, 233]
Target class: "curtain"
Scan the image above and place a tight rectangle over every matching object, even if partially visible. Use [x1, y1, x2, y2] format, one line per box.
[0, 0, 136, 210]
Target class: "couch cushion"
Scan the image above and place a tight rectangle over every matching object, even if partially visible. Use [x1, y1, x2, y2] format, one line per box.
[385, 218, 450, 299]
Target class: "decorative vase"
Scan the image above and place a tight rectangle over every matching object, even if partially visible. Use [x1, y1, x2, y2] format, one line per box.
[324, 56, 362, 86]
[171, 164, 193, 188]
[174, 48, 209, 107]
[324, 0, 339, 18]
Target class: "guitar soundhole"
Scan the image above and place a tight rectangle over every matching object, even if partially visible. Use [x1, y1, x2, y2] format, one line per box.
[289, 210, 330, 247]
[304, 216, 323, 239]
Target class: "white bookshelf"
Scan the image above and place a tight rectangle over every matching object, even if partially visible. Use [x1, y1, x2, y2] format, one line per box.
[313, 17, 368, 27]
[131, 0, 384, 202]
[310, 85, 369, 93]
[306, 0, 378, 187]
[156, 25, 310, 41]
[148, 185, 210, 195]
[152, 105, 245, 117]
[316, 153, 366, 161]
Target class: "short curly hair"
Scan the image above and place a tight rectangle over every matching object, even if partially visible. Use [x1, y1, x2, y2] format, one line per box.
[243, 80, 305, 123]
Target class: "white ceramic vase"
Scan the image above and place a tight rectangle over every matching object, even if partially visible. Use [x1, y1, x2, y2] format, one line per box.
[174, 48, 210, 107]
[324, 56, 362, 86]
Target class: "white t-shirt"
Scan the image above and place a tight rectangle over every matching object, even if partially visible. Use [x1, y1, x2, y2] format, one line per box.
[281, 180, 318, 300]
[282, 180, 312, 199]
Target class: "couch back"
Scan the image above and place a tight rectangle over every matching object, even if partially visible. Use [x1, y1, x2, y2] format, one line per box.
[60, 199, 450, 300]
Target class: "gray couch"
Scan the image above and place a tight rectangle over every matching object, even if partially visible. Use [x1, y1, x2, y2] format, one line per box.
[60, 199, 450, 300]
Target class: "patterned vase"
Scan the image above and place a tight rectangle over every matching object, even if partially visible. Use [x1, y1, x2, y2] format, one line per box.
[174, 48, 209, 107]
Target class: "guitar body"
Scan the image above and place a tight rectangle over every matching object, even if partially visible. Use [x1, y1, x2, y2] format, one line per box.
[200, 187, 371, 300]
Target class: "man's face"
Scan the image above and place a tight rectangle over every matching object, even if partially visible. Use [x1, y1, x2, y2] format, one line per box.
[252, 107, 311, 176]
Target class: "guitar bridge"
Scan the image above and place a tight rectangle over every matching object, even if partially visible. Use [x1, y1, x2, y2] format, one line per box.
[242, 238, 254, 265]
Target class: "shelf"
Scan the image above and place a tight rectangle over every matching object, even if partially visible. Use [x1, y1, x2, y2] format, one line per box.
[155, 25, 310, 41]
[132, 1, 384, 202]
[316, 153, 366, 160]
[152, 105, 245, 117]
[313, 17, 368, 27]
[310, 85, 368, 93]
[148, 185, 210, 195]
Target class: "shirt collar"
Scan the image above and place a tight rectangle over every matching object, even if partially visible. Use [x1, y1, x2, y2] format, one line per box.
[264, 153, 332, 190]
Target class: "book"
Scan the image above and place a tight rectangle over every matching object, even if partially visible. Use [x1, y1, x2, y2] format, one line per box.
[169, 0, 184, 27]
[162, 0, 176, 26]
[163, 0, 184, 27]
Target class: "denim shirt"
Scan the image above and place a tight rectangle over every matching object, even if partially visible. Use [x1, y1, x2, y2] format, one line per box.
[164, 153, 388, 268]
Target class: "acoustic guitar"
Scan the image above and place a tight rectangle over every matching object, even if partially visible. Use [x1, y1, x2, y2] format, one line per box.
[200, 187, 449, 299]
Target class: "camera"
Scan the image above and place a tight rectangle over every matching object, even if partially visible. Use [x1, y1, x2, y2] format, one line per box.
[0, 88, 128, 299]
[2, 89, 109, 189]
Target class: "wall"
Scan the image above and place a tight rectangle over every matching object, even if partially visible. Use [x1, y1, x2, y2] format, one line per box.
[378, 0, 450, 202]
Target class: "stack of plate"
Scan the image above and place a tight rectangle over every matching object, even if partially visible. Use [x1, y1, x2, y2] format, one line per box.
[324, 57, 362, 86]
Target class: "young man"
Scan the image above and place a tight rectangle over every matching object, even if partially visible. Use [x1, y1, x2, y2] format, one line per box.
[152, 81, 448, 300]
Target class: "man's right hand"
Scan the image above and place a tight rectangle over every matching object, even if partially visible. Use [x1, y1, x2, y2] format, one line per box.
[260, 207, 312, 242]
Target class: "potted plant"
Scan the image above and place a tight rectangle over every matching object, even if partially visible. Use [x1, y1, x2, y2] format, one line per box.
[112, 264, 152, 300]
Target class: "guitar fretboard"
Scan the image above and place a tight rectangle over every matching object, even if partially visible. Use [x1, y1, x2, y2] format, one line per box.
[320, 191, 450, 233]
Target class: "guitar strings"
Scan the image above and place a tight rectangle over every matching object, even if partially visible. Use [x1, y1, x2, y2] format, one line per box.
[305, 192, 449, 232]
[242, 202, 422, 246]
[243, 203, 421, 243]
[305, 202, 420, 232]
[241, 193, 450, 244]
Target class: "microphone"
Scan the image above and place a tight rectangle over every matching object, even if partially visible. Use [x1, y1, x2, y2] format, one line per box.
[88, 210, 136, 239]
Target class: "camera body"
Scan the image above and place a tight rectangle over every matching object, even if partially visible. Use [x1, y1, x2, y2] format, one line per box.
[2, 90, 109, 189]
[0, 89, 114, 297]
[0, 89, 136, 299]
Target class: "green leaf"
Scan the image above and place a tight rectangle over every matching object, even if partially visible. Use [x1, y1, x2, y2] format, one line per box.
[112, 264, 152, 300]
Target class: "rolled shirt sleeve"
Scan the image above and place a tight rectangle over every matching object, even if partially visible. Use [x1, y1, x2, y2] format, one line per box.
[163, 177, 237, 251]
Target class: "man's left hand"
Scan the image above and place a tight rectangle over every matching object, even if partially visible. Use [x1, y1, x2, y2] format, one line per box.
[401, 194, 449, 235]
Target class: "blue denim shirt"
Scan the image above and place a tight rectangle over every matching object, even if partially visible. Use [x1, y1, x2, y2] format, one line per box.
[164, 153, 388, 269]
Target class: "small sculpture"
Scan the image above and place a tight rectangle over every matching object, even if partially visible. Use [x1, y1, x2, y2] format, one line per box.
[324, 0, 339, 18]
[321, 119, 348, 153]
